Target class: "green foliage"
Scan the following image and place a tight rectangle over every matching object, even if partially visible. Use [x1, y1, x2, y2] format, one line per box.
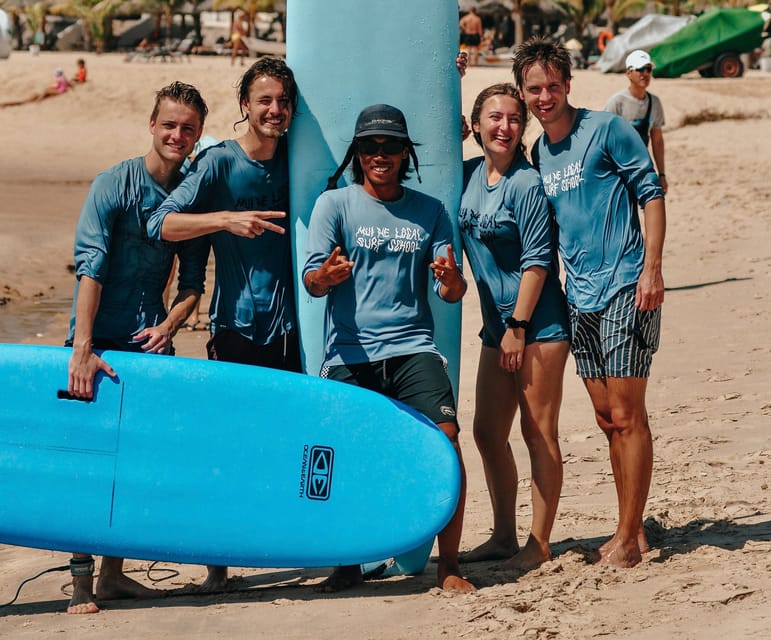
[51, 0, 124, 50]
[556, 0, 605, 33]
[24, 0, 49, 36]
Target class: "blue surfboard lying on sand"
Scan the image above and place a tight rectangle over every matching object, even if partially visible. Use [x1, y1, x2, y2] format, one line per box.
[0, 344, 460, 568]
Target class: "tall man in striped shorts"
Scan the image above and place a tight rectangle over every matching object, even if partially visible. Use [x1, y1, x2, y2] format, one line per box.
[512, 37, 666, 568]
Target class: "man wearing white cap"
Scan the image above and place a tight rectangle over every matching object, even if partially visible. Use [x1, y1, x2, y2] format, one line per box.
[606, 50, 667, 194]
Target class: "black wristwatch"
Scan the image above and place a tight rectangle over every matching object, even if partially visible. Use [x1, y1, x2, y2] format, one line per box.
[505, 317, 530, 330]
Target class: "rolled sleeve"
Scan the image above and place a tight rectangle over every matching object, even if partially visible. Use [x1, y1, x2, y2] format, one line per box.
[73, 173, 122, 283]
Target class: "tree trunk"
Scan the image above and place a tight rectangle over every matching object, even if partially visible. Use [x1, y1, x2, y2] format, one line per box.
[513, 10, 524, 46]
[12, 13, 23, 50]
[193, 13, 202, 43]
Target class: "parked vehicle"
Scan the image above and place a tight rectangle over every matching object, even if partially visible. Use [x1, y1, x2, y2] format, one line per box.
[650, 8, 765, 78]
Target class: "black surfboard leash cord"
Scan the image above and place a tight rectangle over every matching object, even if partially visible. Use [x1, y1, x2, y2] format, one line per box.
[0, 560, 179, 608]
[0, 564, 69, 608]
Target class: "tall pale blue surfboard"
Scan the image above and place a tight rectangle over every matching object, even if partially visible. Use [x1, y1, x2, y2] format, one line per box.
[0, 344, 460, 568]
[287, 0, 464, 576]
[287, 0, 464, 398]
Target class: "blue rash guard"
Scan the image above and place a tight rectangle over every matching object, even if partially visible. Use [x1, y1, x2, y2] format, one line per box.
[67, 156, 206, 348]
[532, 109, 663, 313]
[147, 138, 295, 346]
[303, 184, 456, 367]
[460, 155, 568, 348]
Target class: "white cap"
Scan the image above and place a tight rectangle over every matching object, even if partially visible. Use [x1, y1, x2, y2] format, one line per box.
[625, 50, 654, 69]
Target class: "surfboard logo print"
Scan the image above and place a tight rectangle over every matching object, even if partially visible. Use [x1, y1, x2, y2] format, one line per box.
[301, 446, 334, 501]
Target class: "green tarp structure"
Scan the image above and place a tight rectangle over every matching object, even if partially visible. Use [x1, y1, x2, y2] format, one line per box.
[650, 8, 764, 78]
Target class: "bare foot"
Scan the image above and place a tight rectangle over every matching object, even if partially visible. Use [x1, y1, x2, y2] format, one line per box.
[498, 536, 551, 571]
[638, 529, 651, 554]
[441, 574, 476, 593]
[459, 537, 519, 563]
[95, 572, 165, 601]
[597, 539, 641, 568]
[314, 565, 363, 593]
[200, 566, 228, 593]
[437, 559, 476, 593]
[600, 525, 649, 557]
[67, 576, 99, 614]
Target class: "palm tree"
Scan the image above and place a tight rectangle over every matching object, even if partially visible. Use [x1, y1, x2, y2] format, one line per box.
[213, 0, 276, 38]
[23, 0, 49, 48]
[0, 2, 27, 49]
[511, 0, 542, 45]
[555, 0, 605, 37]
[604, 0, 647, 32]
[183, 0, 207, 46]
[51, 0, 123, 51]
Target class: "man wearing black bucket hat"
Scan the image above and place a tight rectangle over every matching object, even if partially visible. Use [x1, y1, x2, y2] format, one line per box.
[303, 104, 474, 594]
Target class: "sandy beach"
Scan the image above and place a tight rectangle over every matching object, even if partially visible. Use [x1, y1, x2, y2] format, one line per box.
[1, 51, 770, 639]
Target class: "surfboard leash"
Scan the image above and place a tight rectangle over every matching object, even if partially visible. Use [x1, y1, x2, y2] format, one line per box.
[0, 564, 69, 608]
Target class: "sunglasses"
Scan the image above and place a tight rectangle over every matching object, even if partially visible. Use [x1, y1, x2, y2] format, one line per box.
[634, 65, 653, 74]
[357, 138, 406, 156]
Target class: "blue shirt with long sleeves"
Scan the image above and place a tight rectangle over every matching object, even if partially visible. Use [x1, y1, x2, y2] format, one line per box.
[303, 184, 454, 367]
[67, 156, 206, 347]
[460, 154, 568, 347]
[532, 109, 663, 312]
[147, 138, 295, 345]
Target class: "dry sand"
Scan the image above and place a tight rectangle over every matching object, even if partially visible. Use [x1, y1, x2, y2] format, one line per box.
[1, 52, 770, 639]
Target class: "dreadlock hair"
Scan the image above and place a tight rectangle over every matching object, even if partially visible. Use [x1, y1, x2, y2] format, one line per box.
[470, 83, 527, 159]
[152, 81, 208, 127]
[234, 56, 298, 130]
[511, 36, 572, 91]
[325, 139, 422, 192]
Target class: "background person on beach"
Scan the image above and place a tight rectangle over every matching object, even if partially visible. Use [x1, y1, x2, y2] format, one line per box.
[146, 56, 299, 593]
[512, 37, 666, 568]
[303, 104, 474, 594]
[72, 58, 87, 84]
[65, 81, 208, 613]
[50, 67, 71, 94]
[230, 10, 250, 66]
[457, 83, 570, 570]
[605, 50, 667, 194]
[459, 7, 484, 66]
[0, 67, 70, 107]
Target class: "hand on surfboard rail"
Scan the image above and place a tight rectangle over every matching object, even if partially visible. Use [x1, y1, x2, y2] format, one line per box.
[68, 346, 117, 400]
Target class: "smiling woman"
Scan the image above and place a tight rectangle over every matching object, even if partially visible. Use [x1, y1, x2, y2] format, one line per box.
[457, 82, 569, 568]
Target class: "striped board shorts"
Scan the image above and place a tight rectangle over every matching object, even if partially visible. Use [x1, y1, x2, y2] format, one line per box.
[568, 286, 661, 379]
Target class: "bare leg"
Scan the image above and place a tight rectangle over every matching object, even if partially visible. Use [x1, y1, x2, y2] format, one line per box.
[501, 340, 569, 571]
[313, 565, 364, 593]
[435, 422, 475, 593]
[461, 347, 520, 563]
[584, 377, 653, 567]
[94, 557, 164, 601]
[67, 554, 99, 614]
[201, 565, 229, 592]
[598, 429, 649, 557]
[314, 423, 475, 594]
